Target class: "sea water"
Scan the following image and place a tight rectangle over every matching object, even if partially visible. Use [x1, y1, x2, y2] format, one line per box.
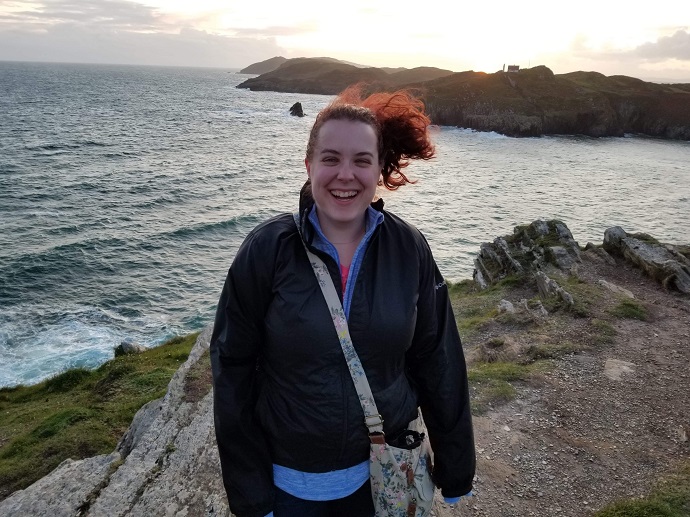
[1, 61, 688, 388]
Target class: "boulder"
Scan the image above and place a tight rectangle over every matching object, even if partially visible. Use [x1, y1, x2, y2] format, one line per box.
[289, 102, 304, 117]
[114, 340, 146, 356]
[602, 227, 690, 294]
[597, 279, 635, 299]
[535, 271, 574, 306]
[498, 299, 516, 314]
[583, 243, 616, 265]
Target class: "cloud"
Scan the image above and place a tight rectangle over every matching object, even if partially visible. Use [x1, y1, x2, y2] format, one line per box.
[0, 24, 282, 67]
[227, 23, 318, 39]
[570, 29, 690, 64]
[632, 29, 690, 61]
[0, 0, 163, 31]
[0, 0, 284, 67]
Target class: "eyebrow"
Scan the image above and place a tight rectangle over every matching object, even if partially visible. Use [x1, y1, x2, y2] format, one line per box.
[320, 149, 375, 157]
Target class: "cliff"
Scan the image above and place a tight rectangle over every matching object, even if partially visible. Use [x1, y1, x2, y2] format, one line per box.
[239, 56, 287, 74]
[237, 58, 690, 140]
[423, 66, 690, 139]
[1, 223, 688, 516]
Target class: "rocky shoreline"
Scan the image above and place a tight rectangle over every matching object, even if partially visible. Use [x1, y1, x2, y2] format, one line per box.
[238, 57, 690, 140]
[1, 221, 688, 516]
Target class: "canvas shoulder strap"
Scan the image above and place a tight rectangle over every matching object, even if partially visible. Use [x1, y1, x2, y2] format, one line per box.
[292, 213, 385, 442]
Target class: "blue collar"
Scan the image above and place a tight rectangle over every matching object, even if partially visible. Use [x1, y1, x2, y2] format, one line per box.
[308, 205, 384, 318]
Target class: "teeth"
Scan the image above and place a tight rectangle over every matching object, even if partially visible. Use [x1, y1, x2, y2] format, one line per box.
[331, 190, 357, 198]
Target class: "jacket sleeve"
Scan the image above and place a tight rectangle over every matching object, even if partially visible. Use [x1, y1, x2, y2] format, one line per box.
[210, 231, 275, 517]
[406, 236, 476, 498]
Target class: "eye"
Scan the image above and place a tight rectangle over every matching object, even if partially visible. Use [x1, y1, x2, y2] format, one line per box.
[356, 158, 372, 166]
[322, 156, 338, 164]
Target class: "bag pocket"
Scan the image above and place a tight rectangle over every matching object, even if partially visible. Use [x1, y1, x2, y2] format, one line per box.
[370, 439, 435, 516]
[412, 442, 435, 502]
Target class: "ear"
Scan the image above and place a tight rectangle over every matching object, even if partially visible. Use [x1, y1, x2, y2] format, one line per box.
[305, 158, 311, 178]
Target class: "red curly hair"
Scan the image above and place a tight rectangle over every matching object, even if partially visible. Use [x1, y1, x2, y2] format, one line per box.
[305, 85, 435, 190]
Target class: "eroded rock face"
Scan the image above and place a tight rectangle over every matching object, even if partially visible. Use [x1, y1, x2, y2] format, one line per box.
[0, 326, 229, 517]
[473, 219, 581, 289]
[603, 227, 690, 294]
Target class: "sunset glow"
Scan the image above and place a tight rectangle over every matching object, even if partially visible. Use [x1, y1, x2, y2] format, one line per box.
[1, 0, 688, 81]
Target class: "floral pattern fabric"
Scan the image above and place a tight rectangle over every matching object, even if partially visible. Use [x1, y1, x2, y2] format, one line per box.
[369, 430, 435, 517]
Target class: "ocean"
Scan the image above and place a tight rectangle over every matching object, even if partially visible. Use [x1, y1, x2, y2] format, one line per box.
[1, 61, 688, 388]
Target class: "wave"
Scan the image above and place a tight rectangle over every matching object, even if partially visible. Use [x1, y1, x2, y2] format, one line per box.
[0, 236, 130, 296]
[25, 139, 111, 152]
[164, 214, 263, 241]
[26, 142, 81, 151]
[27, 210, 63, 218]
[0, 215, 258, 297]
[80, 140, 109, 147]
[0, 302, 188, 388]
[103, 151, 140, 158]
[445, 127, 509, 139]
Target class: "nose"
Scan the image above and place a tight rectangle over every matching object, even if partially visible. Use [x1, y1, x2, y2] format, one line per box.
[336, 161, 356, 181]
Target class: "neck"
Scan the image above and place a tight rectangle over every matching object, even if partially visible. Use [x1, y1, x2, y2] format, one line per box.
[329, 229, 365, 245]
[320, 218, 366, 247]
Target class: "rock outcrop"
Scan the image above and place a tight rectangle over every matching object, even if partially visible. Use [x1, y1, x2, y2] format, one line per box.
[602, 226, 690, 294]
[472, 219, 690, 296]
[473, 219, 581, 289]
[289, 102, 304, 117]
[0, 326, 228, 517]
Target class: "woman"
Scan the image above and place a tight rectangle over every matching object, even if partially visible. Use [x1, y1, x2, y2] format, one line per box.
[210, 86, 475, 517]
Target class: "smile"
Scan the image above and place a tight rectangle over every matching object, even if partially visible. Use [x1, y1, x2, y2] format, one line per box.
[330, 190, 358, 199]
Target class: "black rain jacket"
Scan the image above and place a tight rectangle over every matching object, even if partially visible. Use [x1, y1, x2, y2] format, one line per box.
[210, 198, 475, 517]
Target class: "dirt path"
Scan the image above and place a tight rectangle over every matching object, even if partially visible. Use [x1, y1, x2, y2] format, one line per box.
[435, 251, 690, 516]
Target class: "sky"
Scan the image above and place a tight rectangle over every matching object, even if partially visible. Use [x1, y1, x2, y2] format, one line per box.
[1, 0, 689, 82]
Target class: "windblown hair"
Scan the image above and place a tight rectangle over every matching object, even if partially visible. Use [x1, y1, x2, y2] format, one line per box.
[305, 85, 435, 190]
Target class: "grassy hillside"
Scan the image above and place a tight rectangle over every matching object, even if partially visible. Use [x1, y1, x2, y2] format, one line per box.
[0, 333, 198, 500]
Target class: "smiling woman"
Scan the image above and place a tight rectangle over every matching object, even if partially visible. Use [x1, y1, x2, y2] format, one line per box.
[209, 86, 475, 516]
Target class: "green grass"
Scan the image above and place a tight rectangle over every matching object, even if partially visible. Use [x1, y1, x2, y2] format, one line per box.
[525, 341, 580, 361]
[0, 332, 199, 500]
[590, 318, 618, 346]
[449, 276, 526, 336]
[610, 299, 650, 321]
[596, 462, 690, 516]
[539, 273, 599, 318]
[468, 361, 539, 414]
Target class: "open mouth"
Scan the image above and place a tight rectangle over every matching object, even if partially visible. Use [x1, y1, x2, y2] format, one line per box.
[330, 190, 358, 199]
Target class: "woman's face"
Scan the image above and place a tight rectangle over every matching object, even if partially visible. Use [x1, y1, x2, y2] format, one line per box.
[305, 119, 381, 234]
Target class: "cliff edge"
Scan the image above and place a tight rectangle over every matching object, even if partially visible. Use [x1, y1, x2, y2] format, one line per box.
[1, 222, 688, 516]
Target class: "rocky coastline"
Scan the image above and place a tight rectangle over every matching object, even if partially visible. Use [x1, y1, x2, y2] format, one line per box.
[237, 57, 690, 140]
[1, 221, 688, 516]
